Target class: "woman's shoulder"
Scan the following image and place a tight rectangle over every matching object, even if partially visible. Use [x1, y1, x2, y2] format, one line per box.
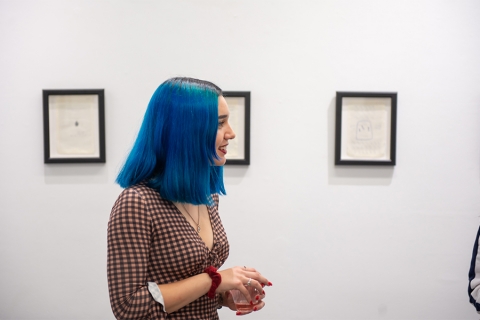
[127, 181, 155, 194]
[118, 182, 165, 204]
[112, 183, 175, 219]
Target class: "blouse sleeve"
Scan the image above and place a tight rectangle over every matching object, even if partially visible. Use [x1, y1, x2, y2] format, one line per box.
[148, 282, 166, 307]
[107, 188, 161, 319]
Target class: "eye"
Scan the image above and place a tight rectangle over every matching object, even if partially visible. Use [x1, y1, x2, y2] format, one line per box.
[218, 120, 225, 128]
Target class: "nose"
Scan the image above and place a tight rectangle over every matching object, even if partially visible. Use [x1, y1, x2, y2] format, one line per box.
[226, 123, 236, 140]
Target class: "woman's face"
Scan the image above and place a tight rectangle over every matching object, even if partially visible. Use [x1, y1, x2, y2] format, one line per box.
[214, 96, 236, 166]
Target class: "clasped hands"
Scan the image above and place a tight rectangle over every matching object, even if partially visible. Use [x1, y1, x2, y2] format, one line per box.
[217, 266, 272, 316]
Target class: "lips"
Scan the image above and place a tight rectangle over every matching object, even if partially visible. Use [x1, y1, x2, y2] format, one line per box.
[218, 144, 228, 155]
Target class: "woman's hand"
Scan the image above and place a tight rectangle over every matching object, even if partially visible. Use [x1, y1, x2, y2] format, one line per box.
[223, 290, 237, 310]
[217, 266, 271, 315]
[224, 290, 266, 316]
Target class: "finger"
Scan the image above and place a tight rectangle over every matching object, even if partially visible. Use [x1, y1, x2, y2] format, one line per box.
[236, 310, 252, 316]
[256, 275, 271, 287]
[238, 284, 253, 303]
[245, 278, 264, 294]
[244, 281, 266, 306]
[253, 292, 265, 302]
[253, 300, 265, 312]
[241, 266, 257, 273]
[243, 270, 271, 288]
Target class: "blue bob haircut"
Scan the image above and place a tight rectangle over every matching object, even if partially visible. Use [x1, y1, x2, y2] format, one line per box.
[116, 77, 226, 205]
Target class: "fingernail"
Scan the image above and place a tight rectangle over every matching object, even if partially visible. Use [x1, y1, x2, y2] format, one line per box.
[261, 283, 265, 288]
[250, 301, 253, 306]
[236, 311, 242, 316]
[268, 281, 273, 286]
[253, 307, 258, 311]
[262, 290, 265, 294]
[255, 295, 260, 300]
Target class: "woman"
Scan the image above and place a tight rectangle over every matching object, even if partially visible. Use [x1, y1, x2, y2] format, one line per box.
[107, 77, 271, 319]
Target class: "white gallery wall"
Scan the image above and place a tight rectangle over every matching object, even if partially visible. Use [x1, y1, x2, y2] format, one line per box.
[1, 0, 480, 319]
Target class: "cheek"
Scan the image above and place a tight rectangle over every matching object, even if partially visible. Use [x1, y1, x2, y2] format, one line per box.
[215, 131, 223, 147]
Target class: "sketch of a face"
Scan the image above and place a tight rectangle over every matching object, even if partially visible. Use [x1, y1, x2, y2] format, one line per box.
[356, 120, 373, 140]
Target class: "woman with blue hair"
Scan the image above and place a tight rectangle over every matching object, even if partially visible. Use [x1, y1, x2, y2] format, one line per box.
[107, 77, 271, 319]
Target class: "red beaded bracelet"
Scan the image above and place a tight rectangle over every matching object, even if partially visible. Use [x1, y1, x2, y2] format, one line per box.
[204, 266, 222, 299]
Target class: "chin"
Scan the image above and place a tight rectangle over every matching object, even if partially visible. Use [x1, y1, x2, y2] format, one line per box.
[214, 158, 227, 166]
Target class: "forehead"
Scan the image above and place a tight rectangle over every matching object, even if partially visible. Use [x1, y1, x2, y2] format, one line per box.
[218, 96, 229, 115]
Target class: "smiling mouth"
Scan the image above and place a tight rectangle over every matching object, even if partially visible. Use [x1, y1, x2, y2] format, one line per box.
[219, 145, 228, 155]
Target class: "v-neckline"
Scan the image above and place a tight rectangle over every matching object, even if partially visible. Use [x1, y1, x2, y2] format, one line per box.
[172, 202, 215, 252]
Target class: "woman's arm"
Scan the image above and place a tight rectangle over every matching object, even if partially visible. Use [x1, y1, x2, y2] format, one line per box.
[107, 188, 157, 319]
[158, 266, 270, 313]
[157, 273, 212, 313]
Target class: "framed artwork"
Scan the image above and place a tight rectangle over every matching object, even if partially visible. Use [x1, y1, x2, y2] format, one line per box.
[42, 89, 106, 163]
[223, 91, 250, 165]
[335, 91, 397, 166]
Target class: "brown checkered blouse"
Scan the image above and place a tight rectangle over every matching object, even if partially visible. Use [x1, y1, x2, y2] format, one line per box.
[107, 183, 230, 319]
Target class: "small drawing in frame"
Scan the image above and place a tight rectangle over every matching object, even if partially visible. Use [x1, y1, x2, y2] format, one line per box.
[335, 91, 397, 166]
[42, 89, 106, 163]
[223, 91, 250, 165]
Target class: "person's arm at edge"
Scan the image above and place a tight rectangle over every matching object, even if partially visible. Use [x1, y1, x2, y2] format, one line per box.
[469, 225, 480, 313]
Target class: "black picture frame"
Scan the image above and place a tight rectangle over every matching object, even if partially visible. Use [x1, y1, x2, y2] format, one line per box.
[42, 89, 106, 163]
[223, 91, 251, 165]
[335, 91, 397, 166]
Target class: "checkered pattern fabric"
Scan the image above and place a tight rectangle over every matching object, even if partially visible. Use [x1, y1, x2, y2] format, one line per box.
[107, 183, 230, 319]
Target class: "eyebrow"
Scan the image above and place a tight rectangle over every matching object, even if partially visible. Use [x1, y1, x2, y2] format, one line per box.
[218, 115, 228, 119]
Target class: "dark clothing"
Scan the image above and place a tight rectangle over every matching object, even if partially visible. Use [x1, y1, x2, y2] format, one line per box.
[468, 226, 480, 313]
